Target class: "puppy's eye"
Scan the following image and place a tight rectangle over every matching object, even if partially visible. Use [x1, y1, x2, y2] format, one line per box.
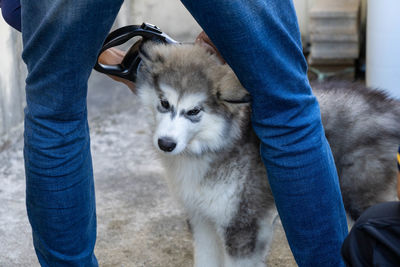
[186, 107, 201, 116]
[160, 99, 170, 110]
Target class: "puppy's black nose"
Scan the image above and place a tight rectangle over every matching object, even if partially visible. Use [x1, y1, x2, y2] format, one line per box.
[158, 137, 177, 152]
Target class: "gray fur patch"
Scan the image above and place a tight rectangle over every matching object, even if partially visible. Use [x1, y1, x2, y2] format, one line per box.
[170, 106, 177, 119]
[225, 218, 258, 257]
[180, 109, 202, 123]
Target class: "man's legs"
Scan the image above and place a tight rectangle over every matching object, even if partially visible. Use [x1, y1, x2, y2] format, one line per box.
[180, 1, 348, 266]
[21, 0, 123, 265]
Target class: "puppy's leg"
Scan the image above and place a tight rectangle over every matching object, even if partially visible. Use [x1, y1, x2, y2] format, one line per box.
[191, 218, 223, 267]
[221, 214, 276, 267]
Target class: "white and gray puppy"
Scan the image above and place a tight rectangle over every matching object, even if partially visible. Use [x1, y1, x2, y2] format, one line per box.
[136, 43, 400, 267]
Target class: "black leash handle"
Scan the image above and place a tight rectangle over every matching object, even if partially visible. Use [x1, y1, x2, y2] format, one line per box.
[94, 23, 179, 82]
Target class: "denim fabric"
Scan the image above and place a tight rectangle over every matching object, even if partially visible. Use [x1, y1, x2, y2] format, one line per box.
[180, 0, 348, 266]
[21, 0, 123, 266]
[1, 0, 21, 31]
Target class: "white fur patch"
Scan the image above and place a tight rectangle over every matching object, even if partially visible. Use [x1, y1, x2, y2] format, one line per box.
[163, 155, 241, 225]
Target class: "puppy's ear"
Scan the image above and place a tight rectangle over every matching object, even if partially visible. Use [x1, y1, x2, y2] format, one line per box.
[138, 41, 152, 63]
[138, 42, 166, 72]
[214, 66, 251, 104]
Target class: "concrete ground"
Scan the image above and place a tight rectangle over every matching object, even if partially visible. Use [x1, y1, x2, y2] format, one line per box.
[0, 69, 299, 267]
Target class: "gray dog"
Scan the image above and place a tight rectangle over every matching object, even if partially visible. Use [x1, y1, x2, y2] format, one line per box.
[135, 43, 400, 267]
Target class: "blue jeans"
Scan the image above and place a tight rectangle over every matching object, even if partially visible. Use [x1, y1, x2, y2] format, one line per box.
[1, 0, 21, 31]
[22, 0, 347, 266]
[21, 0, 123, 265]
[181, 0, 348, 266]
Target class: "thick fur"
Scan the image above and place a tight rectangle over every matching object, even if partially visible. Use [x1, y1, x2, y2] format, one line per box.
[315, 81, 400, 219]
[136, 43, 400, 267]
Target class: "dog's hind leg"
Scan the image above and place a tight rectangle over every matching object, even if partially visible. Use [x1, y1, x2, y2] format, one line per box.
[191, 217, 224, 267]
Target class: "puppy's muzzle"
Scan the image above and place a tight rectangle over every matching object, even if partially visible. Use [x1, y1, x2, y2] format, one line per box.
[158, 137, 177, 152]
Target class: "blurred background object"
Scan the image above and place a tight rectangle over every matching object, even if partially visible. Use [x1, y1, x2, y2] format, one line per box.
[366, 0, 400, 99]
[304, 0, 362, 81]
[308, 0, 360, 65]
[0, 18, 25, 145]
[294, 0, 400, 99]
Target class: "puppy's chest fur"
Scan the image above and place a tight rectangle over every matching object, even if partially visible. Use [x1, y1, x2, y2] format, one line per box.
[161, 151, 251, 225]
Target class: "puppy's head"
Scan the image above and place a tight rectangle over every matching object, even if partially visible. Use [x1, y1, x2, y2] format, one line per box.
[136, 43, 250, 155]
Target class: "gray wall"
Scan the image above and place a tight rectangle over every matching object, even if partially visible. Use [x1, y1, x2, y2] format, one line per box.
[129, 0, 201, 41]
[0, 20, 26, 142]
